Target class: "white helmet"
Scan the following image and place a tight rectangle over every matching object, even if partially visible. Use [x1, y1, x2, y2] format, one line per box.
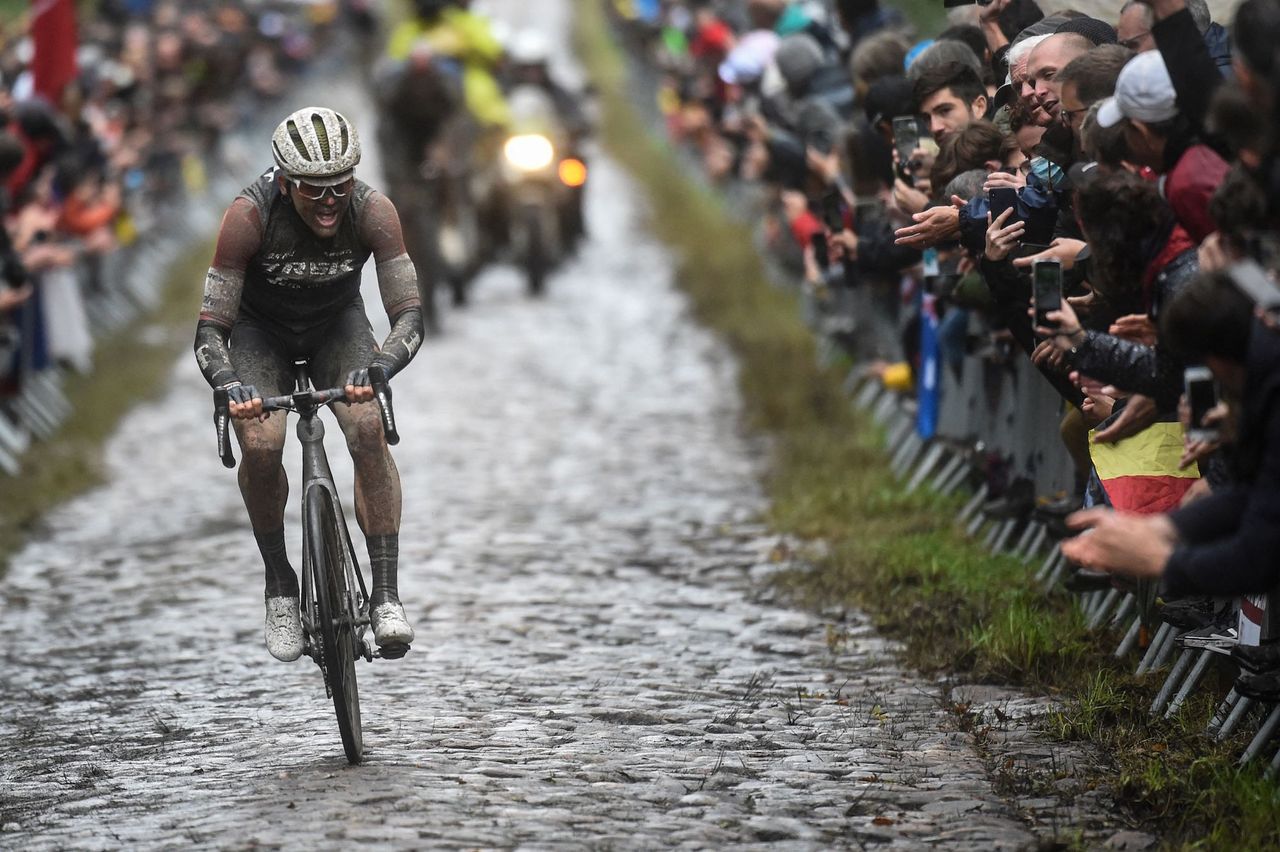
[509, 30, 551, 66]
[271, 106, 361, 183]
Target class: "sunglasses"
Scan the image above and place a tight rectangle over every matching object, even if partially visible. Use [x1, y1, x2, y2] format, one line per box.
[1118, 30, 1151, 51]
[289, 176, 354, 201]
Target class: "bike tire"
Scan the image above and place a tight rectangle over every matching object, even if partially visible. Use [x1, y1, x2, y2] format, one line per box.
[306, 487, 364, 765]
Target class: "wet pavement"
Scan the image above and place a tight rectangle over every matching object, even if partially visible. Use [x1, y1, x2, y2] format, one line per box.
[0, 5, 1121, 851]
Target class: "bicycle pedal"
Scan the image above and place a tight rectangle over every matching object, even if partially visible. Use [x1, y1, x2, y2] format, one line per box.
[376, 642, 410, 660]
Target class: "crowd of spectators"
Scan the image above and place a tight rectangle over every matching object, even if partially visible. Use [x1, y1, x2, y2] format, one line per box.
[0, 0, 338, 466]
[612, 0, 1280, 697]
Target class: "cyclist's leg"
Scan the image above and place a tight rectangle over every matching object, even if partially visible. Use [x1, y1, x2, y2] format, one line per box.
[229, 321, 297, 589]
[311, 303, 413, 646]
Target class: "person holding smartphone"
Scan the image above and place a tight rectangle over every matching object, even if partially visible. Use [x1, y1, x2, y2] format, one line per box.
[1064, 274, 1280, 603]
[1033, 171, 1199, 422]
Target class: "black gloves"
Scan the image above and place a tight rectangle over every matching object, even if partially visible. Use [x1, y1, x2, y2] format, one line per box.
[225, 383, 260, 405]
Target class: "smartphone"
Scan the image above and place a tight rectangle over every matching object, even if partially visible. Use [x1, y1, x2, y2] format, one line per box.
[1184, 366, 1220, 442]
[1229, 259, 1280, 311]
[811, 231, 830, 271]
[892, 116, 918, 181]
[988, 187, 1020, 225]
[1033, 259, 1063, 330]
[821, 192, 845, 233]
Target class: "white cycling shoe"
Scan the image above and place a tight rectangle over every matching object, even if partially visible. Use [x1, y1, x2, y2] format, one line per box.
[265, 596, 304, 662]
[371, 600, 415, 648]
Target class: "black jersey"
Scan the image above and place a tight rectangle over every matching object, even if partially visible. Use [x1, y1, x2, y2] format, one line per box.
[237, 171, 377, 334]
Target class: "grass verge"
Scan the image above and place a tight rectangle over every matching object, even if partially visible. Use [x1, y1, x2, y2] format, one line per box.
[573, 2, 1280, 847]
[0, 241, 209, 576]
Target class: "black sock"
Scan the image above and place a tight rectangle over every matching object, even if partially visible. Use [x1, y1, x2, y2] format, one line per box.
[256, 528, 298, 598]
[368, 534, 400, 607]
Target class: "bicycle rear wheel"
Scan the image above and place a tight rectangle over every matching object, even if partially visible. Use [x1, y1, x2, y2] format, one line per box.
[306, 487, 363, 764]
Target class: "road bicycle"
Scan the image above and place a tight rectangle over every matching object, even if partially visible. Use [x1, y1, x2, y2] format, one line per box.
[213, 362, 404, 764]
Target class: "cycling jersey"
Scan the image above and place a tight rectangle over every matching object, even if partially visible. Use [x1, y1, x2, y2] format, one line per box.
[238, 171, 376, 334]
[194, 171, 423, 391]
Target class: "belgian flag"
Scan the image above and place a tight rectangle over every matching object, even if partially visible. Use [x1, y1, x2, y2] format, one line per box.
[1090, 420, 1199, 514]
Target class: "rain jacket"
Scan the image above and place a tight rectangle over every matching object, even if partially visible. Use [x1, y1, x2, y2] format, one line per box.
[387, 9, 509, 128]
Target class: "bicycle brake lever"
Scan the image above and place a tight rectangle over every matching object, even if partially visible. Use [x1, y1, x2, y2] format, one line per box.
[368, 365, 400, 446]
[213, 388, 236, 469]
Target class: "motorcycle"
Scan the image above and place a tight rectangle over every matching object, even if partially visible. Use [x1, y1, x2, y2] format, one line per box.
[498, 85, 588, 296]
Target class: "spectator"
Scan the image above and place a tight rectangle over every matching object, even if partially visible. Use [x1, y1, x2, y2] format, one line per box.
[848, 30, 909, 98]
[1024, 32, 1093, 125]
[1117, 1, 1156, 53]
[833, 0, 908, 49]
[1096, 50, 1230, 242]
[1056, 44, 1132, 137]
[912, 61, 988, 144]
[1066, 274, 1280, 596]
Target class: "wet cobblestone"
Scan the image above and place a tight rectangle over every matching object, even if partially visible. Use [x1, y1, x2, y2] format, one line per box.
[0, 9, 1117, 847]
[0, 154, 1110, 850]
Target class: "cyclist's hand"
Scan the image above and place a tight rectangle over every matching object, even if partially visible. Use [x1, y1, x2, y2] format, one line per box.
[226, 382, 264, 420]
[345, 368, 375, 404]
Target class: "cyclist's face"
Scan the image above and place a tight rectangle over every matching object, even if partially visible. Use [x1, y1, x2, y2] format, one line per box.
[284, 176, 354, 238]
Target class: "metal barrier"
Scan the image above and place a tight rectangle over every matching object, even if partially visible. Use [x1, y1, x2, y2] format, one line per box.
[855, 377, 1280, 770]
[607, 8, 1280, 772]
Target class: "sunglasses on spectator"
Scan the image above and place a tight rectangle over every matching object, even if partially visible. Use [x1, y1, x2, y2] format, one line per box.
[1118, 31, 1151, 50]
[288, 176, 354, 201]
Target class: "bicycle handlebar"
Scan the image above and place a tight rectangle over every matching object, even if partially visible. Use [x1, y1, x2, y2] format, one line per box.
[368, 366, 400, 446]
[212, 371, 400, 468]
[213, 387, 236, 469]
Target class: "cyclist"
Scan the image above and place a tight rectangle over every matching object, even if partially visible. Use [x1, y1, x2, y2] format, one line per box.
[194, 106, 424, 661]
[386, 0, 509, 131]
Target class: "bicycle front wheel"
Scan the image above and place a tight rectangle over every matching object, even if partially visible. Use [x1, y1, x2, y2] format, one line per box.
[306, 486, 363, 765]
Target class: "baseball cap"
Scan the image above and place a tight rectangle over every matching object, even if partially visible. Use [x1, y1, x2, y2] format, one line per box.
[1097, 50, 1179, 128]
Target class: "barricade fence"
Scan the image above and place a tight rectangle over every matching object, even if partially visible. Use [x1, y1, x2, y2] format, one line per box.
[605, 5, 1280, 773]
[0, 3, 343, 477]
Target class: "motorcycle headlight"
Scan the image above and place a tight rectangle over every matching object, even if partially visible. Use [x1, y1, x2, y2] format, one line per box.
[504, 134, 555, 172]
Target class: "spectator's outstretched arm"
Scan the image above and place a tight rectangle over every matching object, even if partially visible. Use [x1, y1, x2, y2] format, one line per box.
[856, 216, 921, 275]
[194, 199, 260, 389]
[1162, 405, 1280, 596]
[1151, 3, 1221, 136]
[1070, 333, 1183, 409]
[981, 255, 1085, 406]
[360, 192, 424, 378]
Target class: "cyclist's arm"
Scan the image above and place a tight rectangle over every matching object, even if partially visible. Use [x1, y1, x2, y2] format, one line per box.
[361, 191, 423, 378]
[194, 198, 261, 389]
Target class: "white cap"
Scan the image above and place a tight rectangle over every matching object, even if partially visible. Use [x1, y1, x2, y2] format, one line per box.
[1096, 50, 1179, 128]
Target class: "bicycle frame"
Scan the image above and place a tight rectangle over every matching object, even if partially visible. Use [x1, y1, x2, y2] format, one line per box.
[213, 360, 401, 763]
[289, 362, 374, 665]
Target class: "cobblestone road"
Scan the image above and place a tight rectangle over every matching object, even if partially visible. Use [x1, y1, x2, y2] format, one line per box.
[0, 8, 1118, 851]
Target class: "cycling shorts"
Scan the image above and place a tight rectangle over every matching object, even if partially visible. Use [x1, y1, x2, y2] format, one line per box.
[229, 299, 378, 397]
